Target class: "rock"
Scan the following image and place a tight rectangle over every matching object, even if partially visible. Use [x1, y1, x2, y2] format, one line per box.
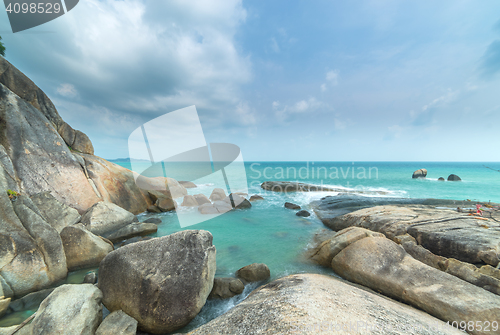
[179, 181, 197, 188]
[143, 218, 162, 224]
[96, 310, 137, 335]
[262, 181, 385, 194]
[105, 223, 158, 243]
[213, 201, 232, 213]
[30, 191, 81, 233]
[72, 130, 94, 155]
[0, 296, 10, 318]
[83, 272, 98, 285]
[156, 197, 176, 212]
[331, 236, 500, 330]
[208, 278, 244, 299]
[58, 121, 76, 147]
[284, 202, 301, 210]
[224, 194, 251, 209]
[193, 194, 211, 206]
[147, 205, 162, 213]
[6, 288, 54, 312]
[236, 263, 270, 283]
[188, 274, 463, 335]
[60, 226, 114, 271]
[438, 177, 445, 181]
[412, 168, 427, 178]
[30, 284, 103, 335]
[209, 188, 226, 202]
[181, 195, 199, 207]
[81, 201, 136, 236]
[98, 230, 216, 334]
[447, 174, 461, 181]
[393, 234, 447, 271]
[249, 195, 264, 201]
[198, 203, 219, 215]
[296, 210, 310, 217]
[443, 258, 500, 295]
[310, 227, 385, 267]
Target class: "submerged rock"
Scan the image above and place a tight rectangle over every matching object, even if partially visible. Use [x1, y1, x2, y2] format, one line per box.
[284, 202, 301, 210]
[438, 177, 445, 181]
[236, 263, 270, 284]
[98, 230, 216, 334]
[296, 210, 310, 217]
[412, 168, 427, 178]
[447, 174, 461, 181]
[188, 274, 462, 335]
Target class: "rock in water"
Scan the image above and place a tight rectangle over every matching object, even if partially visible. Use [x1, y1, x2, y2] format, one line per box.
[81, 201, 136, 236]
[194, 194, 211, 206]
[209, 188, 226, 201]
[331, 236, 500, 331]
[296, 210, 310, 217]
[412, 168, 427, 178]
[181, 195, 199, 207]
[249, 195, 264, 201]
[447, 174, 461, 181]
[236, 263, 270, 283]
[96, 310, 138, 335]
[30, 284, 103, 335]
[209, 278, 244, 299]
[60, 226, 114, 271]
[179, 181, 197, 188]
[188, 274, 462, 335]
[98, 230, 216, 334]
[284, 202, 301, 210]
[438, 177, 445, 181]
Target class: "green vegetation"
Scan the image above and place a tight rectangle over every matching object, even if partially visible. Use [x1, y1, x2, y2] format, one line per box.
[7, 189, 18, 199]
[0, 35, 5, 57]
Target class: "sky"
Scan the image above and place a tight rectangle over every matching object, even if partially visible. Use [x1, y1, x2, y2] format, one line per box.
[1, 0, 500, 161]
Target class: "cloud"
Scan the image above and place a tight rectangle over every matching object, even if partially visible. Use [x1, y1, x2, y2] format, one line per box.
[320, 70, 339, 92]
[273, 97, 324, 121]
[270, 38, 280, 53]
[480, 40, 500, 78]
[57, 83, 78, 97]
[334, 118, 346, 130]
[411, 89, 458, 126]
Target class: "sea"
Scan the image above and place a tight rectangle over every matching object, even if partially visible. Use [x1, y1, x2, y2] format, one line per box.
[1, 161, 499, 331]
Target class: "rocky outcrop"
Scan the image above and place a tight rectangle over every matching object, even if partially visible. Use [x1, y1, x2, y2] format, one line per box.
[80, 202, 136, 237]
[60, 226, 114, 271]
[30, 191, 81, 233]
[98, 230, 216, 334]
[447, 174, 461, 181]
[189, 274, 462, 335]
[331, 235, 500, 334]
[208, 278, 244, 299]
[236, 263, 270, 284]
[104, 222, 157, 243]
[95, 310, 137, 335]
[29, 284, 103, 335]
[284, 202, 301, 210]
[412, 168, 427, 178]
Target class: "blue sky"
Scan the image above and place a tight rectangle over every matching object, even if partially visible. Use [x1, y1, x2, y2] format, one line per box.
[1, 0, 500, 161]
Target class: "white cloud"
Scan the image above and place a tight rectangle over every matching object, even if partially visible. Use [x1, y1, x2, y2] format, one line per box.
[274, 97, 324, 121]
[321, 70, 339, 92]
[270, 37, 280, 53]
[57, 83, 78, 97]
[334, 118, 347, 130]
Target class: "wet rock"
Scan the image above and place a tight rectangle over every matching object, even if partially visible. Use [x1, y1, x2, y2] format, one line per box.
[447, 174, 461, 181]
[284, 202, 301, 210]
[296, 210, 310, 217]
[236, 263, 270, 284]
[143, 218, 162, 224]
[95, 310, 137, 335]
[208, 278, 244, 299]
[83, 272, 97, 285]
[412, 168, 427, 179]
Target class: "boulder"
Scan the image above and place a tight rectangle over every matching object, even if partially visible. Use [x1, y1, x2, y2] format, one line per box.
[60, 226, 114, 271]
[83, 272, 97, 285]
[96, 310, 138, 335]
[198, 203, 219, 215]
[0, 296, 10, 318]
[296, 210, 310, 217]
[188, 274, 462, 335]
[147, 205, 162, 213]
[72, 130, 94, 155]
[156, 197, 176, 212]
[224, 194, 251, 209]
[143, 218, 162, 224]
[438, 177, 445, 181]
[193, 194, 211, 206]
[412, 168, 427, 179]
[105, 223, 158, 243]
[236, 263, 270, 283]
[98, 230, 216, 334]
[30, 191, 81, 233]
[80, 202, 136, 236]
[208, 278, 244, 299]
[447, 174, 461, 181]
[30, 284, 103, 335]
[181, 195, 199, 207]
[209, 188, 226, 201]
[213, 201, 232, 213]
[179, 181, 197, 188]
[57, 121, 76, 147]
[249, 195, 264, 201]
[6, 288, 54, 313]
[331, 236, 500, 331]
[284, 202, 301, 210]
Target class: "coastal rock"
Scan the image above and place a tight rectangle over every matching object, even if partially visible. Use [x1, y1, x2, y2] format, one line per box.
[447, 174, 461, 181]
[224, 194, 251, 209]
[30, 284, 103, 335]
[143, 218, 162, 224]
[284, 202, 301, 210]
[236, 263, 270, 283]
[181, 195, 199, 207]
[30, 191, 81, 233]
[208, 278, 244, 299]
[249, 195, 264, 201]
[105, 223, 158, 243]
[72, 130, 94, 155]
[188, 274, 462, 335]
[80, 201, 136, 236]
[6, 288, 54, 313]
[96, 310, 138, 335]
[179, 181, 197, 188]
[0, 296, 10, 317]
[296, 210, 310, 217]
[83, 272, 98, 284]
[98, 230, 216, 334]
[57, 121, 76, 147]
[209, 188, 226, 202]
[156, 197, 176, 212]
[412, 168, 427, 179]
[213, 201, 232, 213]
[60, 226, 114, 271]
[198, 203, 219, 214]
[147, 205, 161, 213]
[331, 236, 500, 331]
[438, 177, 445, 181]
[194, 194, 211, 206]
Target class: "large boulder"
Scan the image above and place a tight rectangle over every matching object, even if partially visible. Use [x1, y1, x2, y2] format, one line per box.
[331, 236, 500, 332]
[98, 230, 216, 334]
[80, 201, 136, 237]
[236, 263, 270, 283]
[181, 195, 199, 207]
[412, 168, 427, 178]
[447, 174, 461, 181]
[156, 197, 176, 212]
[95, 310, 138, 335]
[223, 194, 251, 209]
[29, 284, 103, 335]
[104, 222, 158, 243]
[208, 277, 244, 299]
[60, 226, 114, 271]
[72, 130, 94, 155]
[189, 274, 462, 335]
[30, 191, 81, 233]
